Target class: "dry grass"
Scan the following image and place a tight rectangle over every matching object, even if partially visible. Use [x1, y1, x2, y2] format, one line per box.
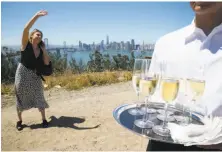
[1, 71, 132, 95]
[1, 84, 15, 95]
[44, 71, 132, 90]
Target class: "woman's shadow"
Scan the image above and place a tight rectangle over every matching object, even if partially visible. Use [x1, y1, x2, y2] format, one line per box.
[28, 116, 100, 130]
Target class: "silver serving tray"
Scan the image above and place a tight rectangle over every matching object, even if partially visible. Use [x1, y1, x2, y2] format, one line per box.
[113, 102, 204, 144]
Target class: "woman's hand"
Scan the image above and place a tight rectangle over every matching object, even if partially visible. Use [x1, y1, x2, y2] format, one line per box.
[40, 41, 46, 51]
[40, 41, 50, 65]
[35, 10, 48, 17]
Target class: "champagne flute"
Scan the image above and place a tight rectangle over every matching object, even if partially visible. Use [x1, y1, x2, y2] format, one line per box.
[187, 78, 205, 122]
[128, 59, 145, 116]
[196, 64, 212, 120]
[187, 63, 206, 119]
[157, 62, 176, 119]
[191, 64, 206, 103]
[140, 74, 158, 114]
[134, 59, 158, 128]
[153, 78, 179, 137]
[174, 78, 190, 125]
[187, 78, 205, 103]
[141, 59, 157, 114]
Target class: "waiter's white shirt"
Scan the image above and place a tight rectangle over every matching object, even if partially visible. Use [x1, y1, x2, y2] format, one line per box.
[150, 20, 222, 117]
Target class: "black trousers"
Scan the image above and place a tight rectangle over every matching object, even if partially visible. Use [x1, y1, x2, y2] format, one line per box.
[146, 140, 220, 151]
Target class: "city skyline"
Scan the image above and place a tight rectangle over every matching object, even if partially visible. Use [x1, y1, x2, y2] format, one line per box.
[46, 35, 154, 47]
[2, 2, 194, 46]
[76, 35, 155, 51]
[3, 34, 155, 52]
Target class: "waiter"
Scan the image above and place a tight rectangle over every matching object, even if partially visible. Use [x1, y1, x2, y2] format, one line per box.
[147, 2, 222, 151]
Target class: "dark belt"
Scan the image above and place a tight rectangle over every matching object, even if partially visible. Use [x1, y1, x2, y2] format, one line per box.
[36, 71, 45, 81]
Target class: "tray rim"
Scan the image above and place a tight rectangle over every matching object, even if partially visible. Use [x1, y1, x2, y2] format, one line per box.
[113, 102, 205, 144]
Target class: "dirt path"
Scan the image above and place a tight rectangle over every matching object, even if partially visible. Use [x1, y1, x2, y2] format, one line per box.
[1, 82, 148, 151]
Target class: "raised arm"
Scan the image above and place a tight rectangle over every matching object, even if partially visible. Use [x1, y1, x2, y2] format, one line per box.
[21, 10, 48, 51]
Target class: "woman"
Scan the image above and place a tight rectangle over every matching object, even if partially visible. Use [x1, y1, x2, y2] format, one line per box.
[15, 10, 51, 131]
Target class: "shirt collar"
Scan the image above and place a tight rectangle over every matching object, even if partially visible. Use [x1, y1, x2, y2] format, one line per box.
[185, 18, 222, 44]
[185, 18, 205, 43]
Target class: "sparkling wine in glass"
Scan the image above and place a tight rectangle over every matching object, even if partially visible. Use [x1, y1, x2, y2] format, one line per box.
[140, 76, 158, 113]
[132, 75, 141, 93]
[162, 79, 179, 102]
[156, 78, 178, 122]
[187, 78, 205, 103]
[187, 78, 205, 122]
[128, 59, 145, 116]
[153, 78, 179, 137]
[134, 59, 158, 129]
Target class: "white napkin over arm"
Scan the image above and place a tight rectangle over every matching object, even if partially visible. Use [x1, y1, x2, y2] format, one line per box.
[168, 117, 222, 148]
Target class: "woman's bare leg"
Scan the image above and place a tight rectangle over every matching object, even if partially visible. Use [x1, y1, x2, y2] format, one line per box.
[39, 108, 46, 120]
[17, 107, 22, 122]
[16, 107, 23, 130]
[39, 108, 48, 128]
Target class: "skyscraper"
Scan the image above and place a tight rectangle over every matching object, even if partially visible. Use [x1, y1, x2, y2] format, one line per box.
[131, 39, 135, 50]
[126, 41, 130, 51]
[79, 41, 82, 49]
[142, 41, 145, 51]
[63, 41, 67, 55]
[120, 41, 124, 50]
[92, 42, 95, 50]
[106, 35, 109, 45]
[63, 41, 66, 49]
[100, 40, 104, 51]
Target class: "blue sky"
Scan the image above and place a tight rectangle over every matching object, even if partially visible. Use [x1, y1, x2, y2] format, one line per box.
[1, 2, 194, 46]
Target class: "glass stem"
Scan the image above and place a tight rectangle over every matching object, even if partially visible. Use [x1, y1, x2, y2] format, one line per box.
[209, 113, 213, 122]
[136, 91, 140, 108]
[205, 107, 212, 121]
[158, 75, 162, 88]
[137, 91, 140, 102]
[189, 106, 192, 123]
[189, 98, 196, 123]
[158, 75, 162, 102]
[143, 95, 150, 122]
[182, 104, 186, 118]
[192, 92, 197, 105]
[162, 103, 168, 129]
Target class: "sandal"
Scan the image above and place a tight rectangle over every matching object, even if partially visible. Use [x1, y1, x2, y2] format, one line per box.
[42, 120, 49, 128]
[16, 121, 23, 131]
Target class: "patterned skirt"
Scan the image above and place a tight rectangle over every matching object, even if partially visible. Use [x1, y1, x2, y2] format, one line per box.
[15, 63, 49, 112]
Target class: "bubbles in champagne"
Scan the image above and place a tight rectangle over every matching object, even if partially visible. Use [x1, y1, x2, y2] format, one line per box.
[162, 79, 179, 103]
[132, 75, 141, 92]
[140, 77, 157, 96]
[188, 78, 205, 97]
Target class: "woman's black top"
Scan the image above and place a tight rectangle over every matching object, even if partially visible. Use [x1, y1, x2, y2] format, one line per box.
[21, 41, 45, 80]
